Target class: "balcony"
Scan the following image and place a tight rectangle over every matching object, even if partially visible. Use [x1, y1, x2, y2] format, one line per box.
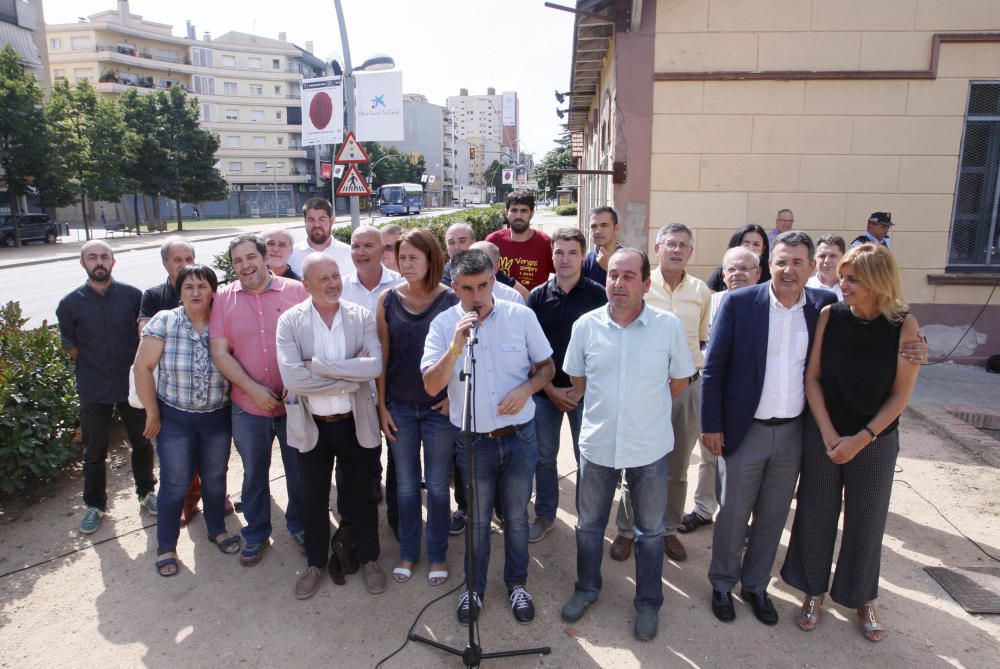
[95, 43, 192, 65]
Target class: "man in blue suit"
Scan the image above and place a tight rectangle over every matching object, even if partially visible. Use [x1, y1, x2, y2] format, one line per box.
[701, 231, 834, 626]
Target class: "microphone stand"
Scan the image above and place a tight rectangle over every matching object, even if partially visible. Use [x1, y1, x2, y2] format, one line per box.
[409, 312, 551, 667]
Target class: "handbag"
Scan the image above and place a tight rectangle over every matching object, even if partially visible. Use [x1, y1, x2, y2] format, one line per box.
[128, 364, 158, 409]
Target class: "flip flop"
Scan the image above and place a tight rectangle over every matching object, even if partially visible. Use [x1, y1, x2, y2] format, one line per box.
[392, 567, 412, 583]
[155, 552, 179, 577]
[209, 533, 242, 555]
[428, 570, 449, 587]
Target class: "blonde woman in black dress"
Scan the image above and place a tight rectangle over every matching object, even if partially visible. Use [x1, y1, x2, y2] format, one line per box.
[781, 243, 921, 642]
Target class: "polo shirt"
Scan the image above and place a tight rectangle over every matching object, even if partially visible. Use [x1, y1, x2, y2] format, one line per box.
[288, 238, 352, 277]
[340, 266, 402, 314]
[56, 280, 143, 404]
[139, 280, 179, 322]
[209, 274, 308, 416]
[564, 303, 695, 469]
[527, 276, 607, 391]
[646, 270, 711, 369]
[421, 299, 552, 432]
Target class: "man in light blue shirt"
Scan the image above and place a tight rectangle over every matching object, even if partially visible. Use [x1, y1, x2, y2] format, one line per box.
[422, 249, 554, 627]
[559, 248, 694, 642]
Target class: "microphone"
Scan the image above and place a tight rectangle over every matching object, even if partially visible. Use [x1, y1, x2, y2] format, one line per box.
[468, 306, 480, 344]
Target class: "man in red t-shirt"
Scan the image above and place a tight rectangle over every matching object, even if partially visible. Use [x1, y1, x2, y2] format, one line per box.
[485, 191, 554, 292]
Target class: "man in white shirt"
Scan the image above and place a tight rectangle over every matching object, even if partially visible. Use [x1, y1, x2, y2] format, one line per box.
[422, 249, 554, 627]
[806, 234, 845, 300]
[288, 198, 352, 277]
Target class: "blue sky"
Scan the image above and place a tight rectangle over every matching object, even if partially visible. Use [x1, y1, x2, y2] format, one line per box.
[42, 0, 577, 158]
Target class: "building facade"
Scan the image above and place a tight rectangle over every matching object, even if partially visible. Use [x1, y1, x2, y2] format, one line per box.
[565, 0, 1000, 363]
[382, 94, 446, 207]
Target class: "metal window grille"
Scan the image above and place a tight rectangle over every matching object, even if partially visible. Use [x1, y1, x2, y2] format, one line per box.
[948, 82, 1000, 271]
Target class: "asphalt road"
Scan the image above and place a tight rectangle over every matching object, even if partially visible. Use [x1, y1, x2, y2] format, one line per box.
[2, 207, 464, 327]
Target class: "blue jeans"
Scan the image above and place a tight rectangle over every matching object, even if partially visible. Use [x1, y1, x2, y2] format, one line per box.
[387, 400, 457, 564]
[155, 402, 232, 552]
[576, 453, 668, 612]
[456, 420, 538, 595]
[532, 394, 582, 520]
[231, 405, 304, 544]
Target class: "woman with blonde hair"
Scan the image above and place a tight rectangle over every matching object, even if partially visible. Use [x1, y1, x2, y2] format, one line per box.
[781, 243, 921, 642]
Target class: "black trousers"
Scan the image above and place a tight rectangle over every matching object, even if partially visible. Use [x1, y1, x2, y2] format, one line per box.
[81, 400, 157, 511]
[299, 416, 380, 568]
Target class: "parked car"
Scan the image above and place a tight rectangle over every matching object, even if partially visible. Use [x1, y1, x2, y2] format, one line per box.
[0, 214, 60, 247]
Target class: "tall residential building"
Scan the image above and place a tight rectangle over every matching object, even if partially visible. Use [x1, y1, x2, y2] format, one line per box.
[382, 94, 446, 207]
[0, 0, 48, 88]
[44, 1, 327, 218]
[446, 86, 519, 162]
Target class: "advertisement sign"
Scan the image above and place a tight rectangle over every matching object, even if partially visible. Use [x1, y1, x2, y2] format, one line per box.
[501, 168, 514, 185]
[502, 91, 517, 127]
[301, 77, 344, 145]
[355, 70, 404, 141]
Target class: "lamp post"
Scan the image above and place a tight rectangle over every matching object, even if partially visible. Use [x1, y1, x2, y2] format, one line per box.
[333, 0, 395, 230]
[261, 162, 282, 217]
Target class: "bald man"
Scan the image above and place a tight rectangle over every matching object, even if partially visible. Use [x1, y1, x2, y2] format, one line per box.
[57, 241, 158, 535]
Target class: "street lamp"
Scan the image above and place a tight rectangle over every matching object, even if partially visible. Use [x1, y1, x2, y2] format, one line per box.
[333, 0, 396, 230]
[260, 162, 283, 218]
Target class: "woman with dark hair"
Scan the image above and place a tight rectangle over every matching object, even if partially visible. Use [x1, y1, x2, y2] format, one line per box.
[134, 264, 236, 577]
[781, 243, 921, 642]
[706, 224, 771, 291]
[375, 228, 459, 586]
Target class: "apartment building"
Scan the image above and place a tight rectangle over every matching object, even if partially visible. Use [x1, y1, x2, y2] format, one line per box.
[0, 0, 48, 88]
[446, 87, 519, 161]
[564, 0, 1000, 363]
[44, 1, 326, 218]
[381, 94, 446, 207]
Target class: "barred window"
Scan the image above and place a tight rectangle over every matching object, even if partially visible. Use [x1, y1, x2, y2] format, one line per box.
[948, 82, 1000, 271]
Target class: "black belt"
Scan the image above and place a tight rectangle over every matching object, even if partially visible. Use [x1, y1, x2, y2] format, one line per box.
[689, 371, 701, 383]
[754, 415, 800, 427]
[313, 411, 353, 423]
[474, 422, 528, 439]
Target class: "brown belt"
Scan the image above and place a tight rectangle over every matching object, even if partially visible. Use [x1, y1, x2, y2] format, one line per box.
[313, 411, 353, 423]
[475, 422, 528, 440]
[754, 415, 800, 427]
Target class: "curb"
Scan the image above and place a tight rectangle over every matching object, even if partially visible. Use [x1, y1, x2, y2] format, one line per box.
[906, 403, 1000, 468]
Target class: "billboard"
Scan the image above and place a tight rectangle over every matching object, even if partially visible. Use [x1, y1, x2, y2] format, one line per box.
[502, 91, 517, 127]
[356, 71, 404, 141]
[301, 77, 344, 146]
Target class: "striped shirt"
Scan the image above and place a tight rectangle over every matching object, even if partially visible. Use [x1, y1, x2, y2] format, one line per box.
[142, 307, 229, 412]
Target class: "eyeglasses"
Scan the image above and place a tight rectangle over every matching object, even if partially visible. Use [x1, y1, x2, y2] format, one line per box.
[724, 266, 754, 274]
[662, 242, 691, 251]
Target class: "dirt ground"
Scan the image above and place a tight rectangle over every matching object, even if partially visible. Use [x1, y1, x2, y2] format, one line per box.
[1, 406, 998, 668]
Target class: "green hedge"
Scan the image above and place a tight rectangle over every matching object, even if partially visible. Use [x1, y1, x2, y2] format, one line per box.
[0, 302, 80, 495]
[554, 204, 577, 216]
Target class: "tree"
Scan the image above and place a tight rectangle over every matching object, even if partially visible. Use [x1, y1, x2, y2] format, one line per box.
[0, 45, 55, 245]
[45, 80, 134, 240]
[532, 130, 572, 201]
[484, 159, 512, 204]
[361, 142, 425, 191]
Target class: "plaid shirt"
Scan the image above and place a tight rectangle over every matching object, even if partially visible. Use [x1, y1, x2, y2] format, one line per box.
[142, 307, 229, 412]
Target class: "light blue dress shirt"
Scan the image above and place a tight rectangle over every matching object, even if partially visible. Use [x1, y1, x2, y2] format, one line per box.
[421, 299, 553, 432]
[564, 303, 695, 469]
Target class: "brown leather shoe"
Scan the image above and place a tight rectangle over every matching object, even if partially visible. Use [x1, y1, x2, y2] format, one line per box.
[610, 535, 634, 561]
[361, 561, 387, 594]
[295, 565, 322, 600]
[664, 534, 687, 561]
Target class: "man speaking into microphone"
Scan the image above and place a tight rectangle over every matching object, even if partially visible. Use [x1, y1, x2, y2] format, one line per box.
[422, 249, 554, 626]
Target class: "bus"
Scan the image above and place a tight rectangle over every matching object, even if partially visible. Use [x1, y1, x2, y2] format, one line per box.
[378, 183, 423, 216]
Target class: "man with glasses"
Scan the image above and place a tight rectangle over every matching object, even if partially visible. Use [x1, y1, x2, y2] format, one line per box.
[768, 209, 795, 246]
[851, 212, 893, 250]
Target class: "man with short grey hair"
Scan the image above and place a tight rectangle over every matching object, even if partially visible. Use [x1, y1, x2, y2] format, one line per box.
[768, 209, 794, 246]
[265, 229, 300, 281]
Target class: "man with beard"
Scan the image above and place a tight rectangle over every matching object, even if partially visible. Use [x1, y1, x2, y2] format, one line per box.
[211, 235, 309, 566]
[57, 240, 158, 534]
[485, 191, 554, 292]
[288, 198, 351, 277]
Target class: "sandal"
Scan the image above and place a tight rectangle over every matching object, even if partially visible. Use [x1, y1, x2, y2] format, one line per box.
[240, 539, 270, 567]
[392, 564, 413, 583]
[428, 566, 449, 587]
[796, 594, 823, 631]
[155, 551, 179, 577]
[678, 511, 713, 534]
[209, 532, 242, 555]
[858, 604, 887, 642]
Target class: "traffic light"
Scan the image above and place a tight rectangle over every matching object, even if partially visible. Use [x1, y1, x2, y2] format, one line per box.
[469, 147, 476, 159]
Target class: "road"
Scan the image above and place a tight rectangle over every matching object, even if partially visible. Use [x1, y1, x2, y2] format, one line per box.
[2, 208, 464, 327]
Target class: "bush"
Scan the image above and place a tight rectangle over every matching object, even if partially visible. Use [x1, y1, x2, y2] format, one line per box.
[0, 302, 80, 495]
[554, 204, 577, 216]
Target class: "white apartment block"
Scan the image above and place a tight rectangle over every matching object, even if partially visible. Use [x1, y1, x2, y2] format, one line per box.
[446, 87, 519, 161]
[45, 1, 327, 217]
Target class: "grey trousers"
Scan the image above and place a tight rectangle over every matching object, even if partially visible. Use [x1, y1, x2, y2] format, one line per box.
[692, 444, 719, 520]
[615, 377, 701, 537]
[708, 418, 802, 594]
[781, 418, 899, 608]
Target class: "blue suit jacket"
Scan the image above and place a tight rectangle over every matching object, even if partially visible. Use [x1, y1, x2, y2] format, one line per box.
[701, 282, 838, 457]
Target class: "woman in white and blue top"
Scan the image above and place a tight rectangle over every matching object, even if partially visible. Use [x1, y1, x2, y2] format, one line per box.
[134, 264, 235, 577]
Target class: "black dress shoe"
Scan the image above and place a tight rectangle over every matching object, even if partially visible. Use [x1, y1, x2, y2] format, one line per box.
[740, 588, 779, 625]
[712, 590, 736, 622]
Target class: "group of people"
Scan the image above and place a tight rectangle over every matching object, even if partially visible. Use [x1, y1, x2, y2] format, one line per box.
[57, 191, 925, 643]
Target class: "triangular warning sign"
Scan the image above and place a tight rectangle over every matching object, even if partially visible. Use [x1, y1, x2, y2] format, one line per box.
[334, 132, 370, 164]
[335, 164, 372, 197]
